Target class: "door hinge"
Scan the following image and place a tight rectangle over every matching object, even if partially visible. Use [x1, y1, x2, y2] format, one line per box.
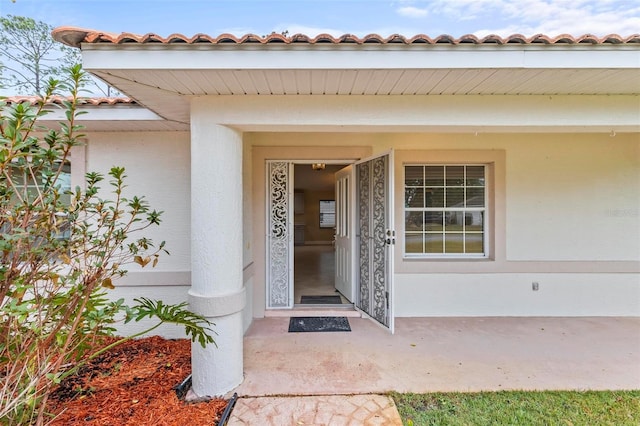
[385, 291, 389, 309]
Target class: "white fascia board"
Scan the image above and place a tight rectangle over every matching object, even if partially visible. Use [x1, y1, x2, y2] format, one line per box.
[41, 105, 163, 122]
[81, 44, 640, 71]
[191, 94, 640, 132]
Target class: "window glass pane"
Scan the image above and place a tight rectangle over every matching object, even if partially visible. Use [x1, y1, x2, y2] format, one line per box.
[405, 166, 423, 186]
[425, 166, 444, 186]
[26, 187, 40, 202]
[405, 233, 423, 253]
[466, 166, 485, 186]
[405, 187, 424, 208]
[319, 200, 335, 228]
[444, 211, 464, 231]
[425, 212, 443, 231]
[444, 233, 464, 253]
[446, 188, 464, 207]
[404, 163, 486, 257]
[425, 233, 443, 253]
[465, 233, 484, 253]
[446, 166, 464, 186]
[344, 180, 349, 236]
[57, 171, 71, 191]
[56, 170, 72, 206]
[11, 171, 27, 185]
[466, 188, 485, 207]
[425, 188, 444, 208]
[465, 212, 484, 230]
[405, 211, 424, 231]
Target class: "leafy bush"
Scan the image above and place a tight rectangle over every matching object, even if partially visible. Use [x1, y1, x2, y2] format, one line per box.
[0, 65, 214, 425]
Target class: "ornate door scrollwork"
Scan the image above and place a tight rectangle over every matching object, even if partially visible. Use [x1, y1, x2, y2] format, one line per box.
[356, 152, 394, 331]
[267, 161, 292, 308]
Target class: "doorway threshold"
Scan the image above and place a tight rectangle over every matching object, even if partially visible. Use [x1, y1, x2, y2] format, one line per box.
[265, 304, 362, 318]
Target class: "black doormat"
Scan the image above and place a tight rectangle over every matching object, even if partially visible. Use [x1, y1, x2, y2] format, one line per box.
[288, 316, 351, 332]
[300, 295, 342, 304]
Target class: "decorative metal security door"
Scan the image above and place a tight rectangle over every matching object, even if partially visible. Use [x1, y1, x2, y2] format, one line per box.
[266, 161, 294, 308]
[356, 151, 395, 332]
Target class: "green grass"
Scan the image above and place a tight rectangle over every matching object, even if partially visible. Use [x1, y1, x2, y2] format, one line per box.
[391, 390, 640, 426]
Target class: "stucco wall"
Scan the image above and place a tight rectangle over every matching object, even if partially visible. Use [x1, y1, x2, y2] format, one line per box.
[242, 138, 254, 332]
[86, 131, 192, 272]
[81, 129, 639, 327]
[84, 131, 256, 336]
[249, 131, 640, 317]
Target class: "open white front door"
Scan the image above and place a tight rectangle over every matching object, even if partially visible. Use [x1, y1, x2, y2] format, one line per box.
[334, 165, 355, 302]
[355, 151, 395, 333]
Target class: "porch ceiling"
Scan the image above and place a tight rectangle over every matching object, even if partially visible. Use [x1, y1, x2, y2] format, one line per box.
[88, 67, 639, 127]
[71, 35, 639, 129]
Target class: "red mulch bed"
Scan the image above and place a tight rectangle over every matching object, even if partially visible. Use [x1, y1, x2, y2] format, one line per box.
[47, 336, 228, 425]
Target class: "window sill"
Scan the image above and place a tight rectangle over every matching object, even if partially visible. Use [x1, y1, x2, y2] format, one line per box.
[402, 255, 492, 262]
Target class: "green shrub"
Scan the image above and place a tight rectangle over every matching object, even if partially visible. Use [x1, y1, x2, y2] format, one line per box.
[0, 65, 214, 425]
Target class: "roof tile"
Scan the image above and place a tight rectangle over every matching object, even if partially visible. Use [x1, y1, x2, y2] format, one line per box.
[51, 26, 640, 48]
[3, 96, 136, 106]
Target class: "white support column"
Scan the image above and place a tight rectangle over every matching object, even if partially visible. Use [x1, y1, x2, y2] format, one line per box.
[188, 115, 245, 397]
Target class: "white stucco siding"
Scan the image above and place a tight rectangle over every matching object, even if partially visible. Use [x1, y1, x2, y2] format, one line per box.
[382, 133, 638, 262]
[249, 131, 639, 317]
[394, 273, 640, 317]
[242, 138, 253, 269]
[85, 131, 191, 272]
[108, 285, 190, 339]
[251, 131, 640, 263]
[77, 128, 639, 322]
[83, 129, 258, 339]
[81, 131, 195, 336]
[506, 135, 640, 261]
[242, 141, 255, 333]
[194, 95, 640, 133]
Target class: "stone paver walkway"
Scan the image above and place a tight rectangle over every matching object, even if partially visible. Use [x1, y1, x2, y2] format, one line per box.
[228, 394, 402, 426]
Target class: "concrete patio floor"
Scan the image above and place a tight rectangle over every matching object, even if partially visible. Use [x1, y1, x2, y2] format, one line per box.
[234, 316, 640, 396]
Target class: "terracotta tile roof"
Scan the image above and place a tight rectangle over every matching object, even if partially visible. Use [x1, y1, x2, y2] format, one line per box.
[52, 27, 640, 48]
[3, 96, 136, 106]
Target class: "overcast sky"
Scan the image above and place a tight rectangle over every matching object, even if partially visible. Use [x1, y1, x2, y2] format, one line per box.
[1, 0, 638, 38]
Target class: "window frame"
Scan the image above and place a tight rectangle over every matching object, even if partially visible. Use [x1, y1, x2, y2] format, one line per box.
[403, 163, 489, 259]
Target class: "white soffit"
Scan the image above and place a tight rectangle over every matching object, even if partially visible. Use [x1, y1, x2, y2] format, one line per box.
[80, 43, 640, 131]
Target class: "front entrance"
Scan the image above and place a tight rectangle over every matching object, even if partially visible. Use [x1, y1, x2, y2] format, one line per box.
[266, 153, 394, 332]
[292, 163, 348, 305]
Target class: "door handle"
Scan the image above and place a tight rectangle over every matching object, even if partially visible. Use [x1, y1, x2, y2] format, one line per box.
[385, 229, 395, 245]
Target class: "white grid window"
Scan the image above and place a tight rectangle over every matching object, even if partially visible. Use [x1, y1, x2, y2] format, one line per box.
[405, 165, 486, 257]
[9, 162, 71, 239]
[319, 200, 336, 228]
